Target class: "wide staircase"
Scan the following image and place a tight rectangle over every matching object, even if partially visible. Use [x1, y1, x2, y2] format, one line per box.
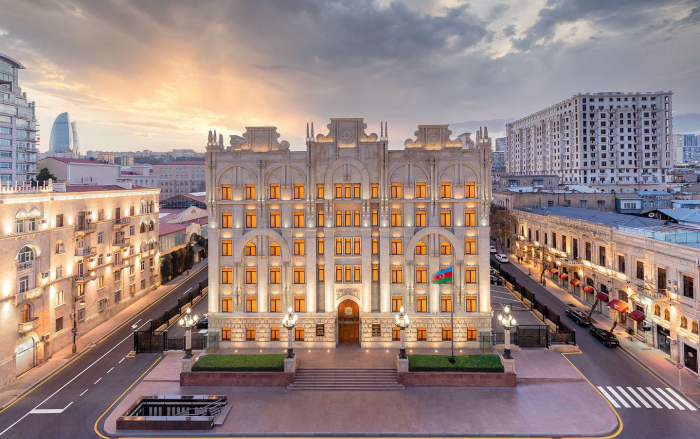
[288, 369, 405, 391]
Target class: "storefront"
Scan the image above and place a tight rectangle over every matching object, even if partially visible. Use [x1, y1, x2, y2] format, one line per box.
[683, 343, 698, 374]
[570, 277, 581, 298]
[657, 326, 671, 356]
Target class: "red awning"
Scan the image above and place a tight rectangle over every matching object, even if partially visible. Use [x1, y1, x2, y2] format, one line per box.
[607, 299, 630, 313]
[583, 285, 595, 294]
[550, 268, 558, 274]
[570, 279, 581, 287]
[560, 273, 568, 280]
[628, 310, 645, 322]
[597, 292, 610, 302]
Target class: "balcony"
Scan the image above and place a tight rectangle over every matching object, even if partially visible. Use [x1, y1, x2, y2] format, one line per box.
[16, 260, 34, 271]
[14, 287, 43, 305]
[18, 317, 39, 334]
[635, 284, 670, 302]
[75, 246, 97, 258]
[113, 259, 129, 270]
[113, 218, 130, 228]
[113, 237, 131, 248]
[74, 273, 96, 284]
[75, 222, 96, 235]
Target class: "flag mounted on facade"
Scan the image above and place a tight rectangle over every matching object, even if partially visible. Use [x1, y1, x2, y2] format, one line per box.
[432, 266, 453, 284]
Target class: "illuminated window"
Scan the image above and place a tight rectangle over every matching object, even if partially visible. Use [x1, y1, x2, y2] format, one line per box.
[415, 242, 427, 255]
[417, 327, 427, 341]
[270, 243, 281, 256]
[692, 321, 699, 335]
[245, 184, 255, 200]
[335, 238, 343, 255]
[440, 209, 452, 227]
[271, 327, 280, 340]
[465, 238, 476, 255]
[680, 316, 688, 329]
[345, 210, 351, 226]
[371, 209, 378, 226]
[222, 212, 232, 228]
[415, 210, 426, 227]
[441, 296, 452, 312]
[317, 238, 324, 255]
[371, 183, 379, 198]
[293, 183, 304, 199]
[335, 210, 342, 227]
[392, 327, 400, 341]
[245, 242, 256, 256]
[245, 297, 257, 313]
[317, 210, 324, 227]
[416, 267, 427, 283]
[293, 239, 305, 256]
[465, 210, 476, 227]
[391, 210, 402, 227]
[353, 238, 361, 255]
[466, 296, 477, 312]
[345, 266, 352, 282]
[372, 265, 379, 282]
[440, 182, 452, 198]
[415, 182, 426, 198]
[316, 184, 324, 199]
[442, 327, 452, 341]
[467, 327, 477, 341]
[293, 211, 304, 228]
[269, 268, 280, 284]
[353, 184, 361, 198]
[344, 184, 352, 198]
[245, 268, 257, 284]
[245, 211, 257, 228]
[664, 309, 670, 321]
[391, 266, 403, 283]
[334, 184, 342, 199]
[391, 182, 402, 198]
[295, 327, 304, 341]
[317, 265, 325, 282]
[465, 267, 476, 283]
[221, 239, 232, 256]
[353, 210, 360, 226]
[465, 182, 476, 198]
[372, 238, 379, 255]
[294, 296, 306, 313]
[391, 296, 403, 312]
[440, 242, 452, 255]
[416, 296, 428, 312]
[335, 266, 343, 282]
[344, 238, 352, 255]
[269, 184, 280, 199]
[293, 268, 305, 284]
[246, 327, 255, 341]
[221, 327, 231, 341]
[222, 297, 233, 312]
[269, 211, 280, 228]
[391, 238, 403, 255]
[354, 266, 361, 282]
[221, 184, 231, 200]
[222, 268, 233, 284]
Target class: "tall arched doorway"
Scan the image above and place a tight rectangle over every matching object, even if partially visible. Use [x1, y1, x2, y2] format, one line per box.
[337, 299, 359, 344]
[15, 335, 35, 376]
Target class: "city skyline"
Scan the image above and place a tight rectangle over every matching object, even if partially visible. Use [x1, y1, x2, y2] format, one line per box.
[0, 0, 699, 152]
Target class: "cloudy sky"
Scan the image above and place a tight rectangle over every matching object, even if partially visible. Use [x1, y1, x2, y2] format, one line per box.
[1, 0, 699, 152]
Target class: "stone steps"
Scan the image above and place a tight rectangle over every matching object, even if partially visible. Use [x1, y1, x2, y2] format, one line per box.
[289, 369, 404, 391]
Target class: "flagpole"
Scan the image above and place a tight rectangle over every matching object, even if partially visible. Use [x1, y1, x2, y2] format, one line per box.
[450, 280, 455, 362]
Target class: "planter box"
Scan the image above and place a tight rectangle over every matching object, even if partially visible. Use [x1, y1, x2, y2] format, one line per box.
[180, 371, 294, 387]
[398, 371, 516, 387]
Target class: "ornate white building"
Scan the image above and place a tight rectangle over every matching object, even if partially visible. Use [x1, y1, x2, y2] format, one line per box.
[205, 118, 493, 348]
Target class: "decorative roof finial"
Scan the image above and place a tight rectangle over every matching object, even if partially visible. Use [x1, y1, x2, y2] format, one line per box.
[311, 122, 314, 139]
[219, 133, 223, 146]
[208, 130, 213, 145]
[306, 123, 309, 138]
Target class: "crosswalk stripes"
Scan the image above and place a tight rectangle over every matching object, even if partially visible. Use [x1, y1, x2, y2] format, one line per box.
[596, 385, 698, 411]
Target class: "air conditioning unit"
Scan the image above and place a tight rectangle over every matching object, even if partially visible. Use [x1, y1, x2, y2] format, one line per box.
[41, 271, 50, 279]
[40, 333, 50, 342]
[87, 211, 92, 216]
[41, 219, 48, 224]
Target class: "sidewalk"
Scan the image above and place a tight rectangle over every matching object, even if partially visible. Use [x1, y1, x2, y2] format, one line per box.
[0, 259, 208, 409]
[505, 252, 700, 405]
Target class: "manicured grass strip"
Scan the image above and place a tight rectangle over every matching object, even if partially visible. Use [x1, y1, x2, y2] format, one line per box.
[192, 354, 286, 372]
[408, 354, 504, 373]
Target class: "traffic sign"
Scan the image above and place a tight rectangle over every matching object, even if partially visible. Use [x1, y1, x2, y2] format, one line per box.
[71, 327, 78, 335]
[677, 363, 684, 370]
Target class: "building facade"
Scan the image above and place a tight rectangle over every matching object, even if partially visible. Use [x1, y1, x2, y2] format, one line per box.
[511, 207, 699, 375]
[205, 119, 493, 349]
[506, 92, 674, 189]
[37, 157, 121, 185]
[154, 161, 205, 200]
[0, 54, 38, 183]
[0, 181, 161, 387]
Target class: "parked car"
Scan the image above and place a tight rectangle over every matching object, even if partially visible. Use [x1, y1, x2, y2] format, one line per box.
[590, 326, 619, 347]
[490, 245, 497, 253]
[490, 267, 498, 276]
[495, 254, 509, 263]
[490, 275, 503, 285]
[565, 309, 592, 327]
[194, 313, 209, 329]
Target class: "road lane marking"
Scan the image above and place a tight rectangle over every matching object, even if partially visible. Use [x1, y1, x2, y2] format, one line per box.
[64, 402, 73, 410]
[27, 401, 73, 415]
[130, 319, 142, 329]
[606, 387, 630, 408]
[94, 378, 102, 385]
[183, 287, 192, 295]
[657, 387, 685, 410]
[646, 387, 674, 409]
[665, 387, 697, 411]
[107, 367, 114, 374]
[637, 387, 663, 409]
[615, 387, 640, 408]
[79, 389, 88, 397]
[118, 358, 125, 364]
[626, 387, 651, 408]
[597, 386, 621, 408]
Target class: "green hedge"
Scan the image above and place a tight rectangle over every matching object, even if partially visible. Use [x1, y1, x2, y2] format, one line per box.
[408, 354, 504, 373]
[192, 354, 286, 372]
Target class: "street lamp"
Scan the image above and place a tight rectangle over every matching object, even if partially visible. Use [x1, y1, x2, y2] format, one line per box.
[179, 308, 199, 359]
[281, 306, 298, 358]
[498, 304, 516, 360]
[72, 295, 86, 354]
[394, 306, 410, 359]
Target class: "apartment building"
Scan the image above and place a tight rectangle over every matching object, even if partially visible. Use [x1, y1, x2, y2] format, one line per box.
[0, 180, 160, 387]
[154, 161, 205, 200]
[506, 92, 674, 189]
[204, 119, 493, 349]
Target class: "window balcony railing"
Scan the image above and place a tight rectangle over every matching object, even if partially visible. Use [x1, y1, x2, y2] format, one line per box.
[15, 286, 43, 305]
[113, 237, 131, 247]
[74, 273, 96, 284]
[18, 317, 39, 334]
[75, 222, 96, 233]
[112, 218, 130, 227]
[75, 246, 97, 258]
[16, 260, 34, 271]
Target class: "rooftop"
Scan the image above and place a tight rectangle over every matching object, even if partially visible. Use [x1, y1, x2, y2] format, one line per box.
[154, 161, 205, 166]
[40, 157, 116, 165]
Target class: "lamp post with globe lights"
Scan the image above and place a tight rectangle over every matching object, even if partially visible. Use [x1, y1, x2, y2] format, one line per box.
[282, 307, 298, 358]
[498, 304, 516, 359]
[179, 308, 198, 359]
[394, 306, 410, 359]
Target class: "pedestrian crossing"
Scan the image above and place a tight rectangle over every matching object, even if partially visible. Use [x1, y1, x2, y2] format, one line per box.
[597, 385, 697, 411]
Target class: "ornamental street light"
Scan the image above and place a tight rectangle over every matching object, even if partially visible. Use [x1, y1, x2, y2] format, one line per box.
[394, 306, 410, 359]
[179, 308, 199, 359]
[72, 295, 86, 354]
[281, 306, 298, 358]
[498, 304, 516, 360]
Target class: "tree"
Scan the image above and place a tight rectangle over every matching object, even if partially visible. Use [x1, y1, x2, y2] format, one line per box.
[197, 235, 208, 259]
[160, 254, 172, 281]
[489, 204, 516, 251]
[34, 168, 57, 186]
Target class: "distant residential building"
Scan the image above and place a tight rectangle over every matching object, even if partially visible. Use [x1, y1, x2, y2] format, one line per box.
[492, 150, 506, 173]
[37, 157, 120, 185]
[506, 91, 674, 189]
[48, 112, 80, 154]
[493, 190, 616, 211]
[119, 164, 157, 188]
[636, 189, 672, 211]
[153, 161, 205, 200]
[0, 53, 38, 183]
[493, 174, 559, 192]
[684, 134, 698, 147]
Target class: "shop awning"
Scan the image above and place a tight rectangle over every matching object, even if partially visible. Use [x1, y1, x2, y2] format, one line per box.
[583, 285, 594, 294]
[628, 310, 645, 322]
[597, 292, 610, 302]
[570, 279, 581, 287]
[607, 299, 629, 313]
[550, 268, 558, 274]
[560, 273, 568, 280]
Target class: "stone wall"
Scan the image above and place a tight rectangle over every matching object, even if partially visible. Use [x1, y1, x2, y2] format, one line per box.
[398, 371, 516, 387]
[180, 371, 294, 387]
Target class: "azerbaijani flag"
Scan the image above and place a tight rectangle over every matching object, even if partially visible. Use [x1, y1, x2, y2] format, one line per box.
[432, 266, 453, 284]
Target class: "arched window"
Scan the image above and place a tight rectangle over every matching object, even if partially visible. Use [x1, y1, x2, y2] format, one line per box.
[680, 316, 688, 330]
[440, 242, 452, 255]
[654, 305, 660, 317]
[245, 243, 257, 256]
[270, 243, 281, 257]
[20, 304, 31, 323]
[140, 223, 146, 233]
[415, 242, 427, 256]
[140, 200, 147, 215]
[692, 321, 699, 335]
[150, 200, 156, 213]
[664, 309, 670, 321]
[148, 221, 154, 231]
[18, 246, 34, 263]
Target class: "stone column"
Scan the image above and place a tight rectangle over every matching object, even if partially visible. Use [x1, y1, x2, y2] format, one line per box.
[306, 231, 317, 313]
[208, 228, 220, 313]
[379, 228, 391, 313]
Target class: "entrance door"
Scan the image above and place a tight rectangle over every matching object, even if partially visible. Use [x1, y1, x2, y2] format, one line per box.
[657, 326, 671, 355]
[684, 345, 698, 374]
[337, 299, 360, 344]
[15, 336, 35, 376]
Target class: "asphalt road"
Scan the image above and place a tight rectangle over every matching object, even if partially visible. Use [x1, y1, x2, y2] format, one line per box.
[0, 264, 208, 439]
[492, 250, 700, 439]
